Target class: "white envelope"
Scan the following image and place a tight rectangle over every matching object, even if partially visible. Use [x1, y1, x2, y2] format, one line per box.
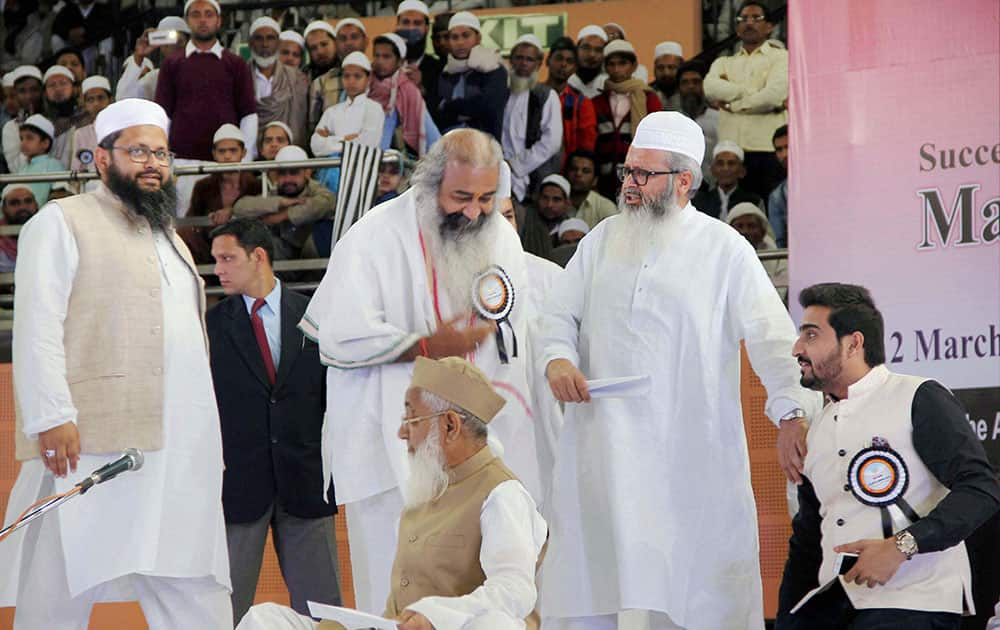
[307, 601, 398, 629]
[585, 375, 651, 399]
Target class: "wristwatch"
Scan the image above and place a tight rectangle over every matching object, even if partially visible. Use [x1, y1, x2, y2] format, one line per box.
[894, 530, 919, 560]
[780, 408, 807, 422]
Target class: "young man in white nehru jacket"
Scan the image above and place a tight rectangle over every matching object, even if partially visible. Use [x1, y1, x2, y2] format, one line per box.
[776, 283, 1000, 629]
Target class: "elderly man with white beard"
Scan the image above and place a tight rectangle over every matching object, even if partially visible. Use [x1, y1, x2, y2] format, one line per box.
[536, 111, 822, 630]
[248, 17, 309, 152]
[300, 128, 547, 615]
[238, 356, 549, 630]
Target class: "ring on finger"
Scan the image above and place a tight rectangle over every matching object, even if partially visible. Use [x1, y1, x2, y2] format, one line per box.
[44, 449, 57, 458]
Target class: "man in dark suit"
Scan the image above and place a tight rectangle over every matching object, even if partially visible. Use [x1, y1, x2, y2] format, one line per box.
[692, 139, 764, 220]
[206, 218, 340, 626]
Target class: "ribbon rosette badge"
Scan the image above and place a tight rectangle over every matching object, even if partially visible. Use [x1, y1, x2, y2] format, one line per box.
[471, 265, 517, 363]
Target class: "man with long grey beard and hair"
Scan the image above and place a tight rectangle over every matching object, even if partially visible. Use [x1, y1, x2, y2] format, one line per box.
[238, 356, 549, 630]
[0, 98, 232, 628]
[537, 111, 822, 630]
[300, 128, 547, 615]
[248, 17, 309, 151]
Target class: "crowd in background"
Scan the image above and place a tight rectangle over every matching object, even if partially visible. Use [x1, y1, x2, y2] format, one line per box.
[0, 0, 790, 299]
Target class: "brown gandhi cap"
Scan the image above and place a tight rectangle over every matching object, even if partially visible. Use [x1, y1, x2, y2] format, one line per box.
[411, 356, 506, 423]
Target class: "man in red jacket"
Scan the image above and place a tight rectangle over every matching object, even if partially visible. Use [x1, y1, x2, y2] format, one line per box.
[544, 36, 596, 164]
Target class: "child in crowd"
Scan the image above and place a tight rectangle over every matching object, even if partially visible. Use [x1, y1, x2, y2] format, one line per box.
[310, 51, 385, 193]
[17, 114, 63, 205]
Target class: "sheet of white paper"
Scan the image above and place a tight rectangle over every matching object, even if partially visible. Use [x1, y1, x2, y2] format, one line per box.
[307, 601, 398, 629]
[586, 375, 651, 399]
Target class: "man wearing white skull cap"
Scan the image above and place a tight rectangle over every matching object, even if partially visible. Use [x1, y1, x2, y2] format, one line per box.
[116, 16, 191, 102]
[537, 111, 821, 630]
[0, 98, 233, 628]
[651, 41, 684, 111]
[248, 16, 310, 149]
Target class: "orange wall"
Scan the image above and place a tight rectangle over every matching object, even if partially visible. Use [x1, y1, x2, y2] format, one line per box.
[341, 0, 701, 74]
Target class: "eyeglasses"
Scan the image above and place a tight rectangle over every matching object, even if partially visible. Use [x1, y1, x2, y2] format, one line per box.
[735, 14, 768, 23]
[400, 412, 445, 425]
[113, 145, 175, 165]
[616, 165, 681, 186]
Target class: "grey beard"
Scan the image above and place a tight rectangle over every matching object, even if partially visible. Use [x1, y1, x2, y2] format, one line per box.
[680, 93, 706, 118]
[606, 180, 679, 265]
[415, 185, 500, 313]
[106, 164, 177, 232]
[253, 53, 278, 68]
[403, 422, 449, 509]
[510, 72, 538, 94]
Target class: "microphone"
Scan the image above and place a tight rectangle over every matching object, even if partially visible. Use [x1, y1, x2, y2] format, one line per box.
[76, 448, 145, 494]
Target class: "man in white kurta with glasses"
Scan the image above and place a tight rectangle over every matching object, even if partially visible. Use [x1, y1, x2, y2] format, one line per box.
[0, 99, 231, 628]
[538, 111, 821, 630]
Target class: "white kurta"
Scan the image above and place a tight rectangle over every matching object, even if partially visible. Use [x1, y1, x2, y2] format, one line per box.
[0, 204, 230, 604]
[309, 93, 385, 157]
[501, 89, 563, 201]
[537, 204, 820, 629]
[116, 56, 158, 101]
[301, 189, 545, 505]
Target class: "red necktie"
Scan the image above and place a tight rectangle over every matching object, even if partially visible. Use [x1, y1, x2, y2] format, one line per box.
[251, 298, 276, 385]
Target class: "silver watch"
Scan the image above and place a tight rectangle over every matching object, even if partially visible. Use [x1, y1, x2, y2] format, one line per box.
[780, 408, 807, 422]
[894, 530, 918, 560]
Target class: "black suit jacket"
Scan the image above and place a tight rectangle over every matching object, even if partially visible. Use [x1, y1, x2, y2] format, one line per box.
[418, 54, 444, 115]
[692, 184, 763, 220]
[206, 285, 336, 523]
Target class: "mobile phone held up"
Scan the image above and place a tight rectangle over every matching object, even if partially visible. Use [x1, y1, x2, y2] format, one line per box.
[148, 30, 180, 46]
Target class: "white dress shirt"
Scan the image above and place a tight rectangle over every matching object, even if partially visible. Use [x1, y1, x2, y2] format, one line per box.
[501, 87, 563, 201]
[242, 278, 282, 369]
[185, 39, 224, 58]
[253, 64, 274, 101]
[310, 93, 385, 157]
[0, 203, 230, 603]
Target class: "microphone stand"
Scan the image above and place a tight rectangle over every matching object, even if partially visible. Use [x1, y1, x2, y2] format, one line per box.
[0, 486, 83, 543]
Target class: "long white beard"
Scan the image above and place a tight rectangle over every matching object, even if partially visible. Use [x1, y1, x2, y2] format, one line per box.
[605, 184, 680, 266]
[510, 71, 538, 94]
[415, 187, 501, 314]
[403, 422, 449, 509]
[253, 53, 278, 69]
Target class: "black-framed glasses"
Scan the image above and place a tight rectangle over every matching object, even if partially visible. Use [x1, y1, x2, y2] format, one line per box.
[735, 14, 768, 23]
[112, 145, 175, 165]
[616, 165, 681, 186]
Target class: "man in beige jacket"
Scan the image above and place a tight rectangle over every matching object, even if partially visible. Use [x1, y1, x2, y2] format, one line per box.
[0, 98, 231, 628]
[237, 356, 548, 630]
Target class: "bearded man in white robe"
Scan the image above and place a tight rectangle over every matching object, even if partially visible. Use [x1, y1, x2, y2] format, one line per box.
[537, 111, 822, 630]
[300, 128, 546, 614]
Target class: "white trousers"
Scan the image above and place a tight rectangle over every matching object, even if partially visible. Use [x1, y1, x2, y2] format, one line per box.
[13, 501, 232, 630]
[238, 602, 524, 630]
[543, 610, 685, 630]
[344, 487, 404, 614]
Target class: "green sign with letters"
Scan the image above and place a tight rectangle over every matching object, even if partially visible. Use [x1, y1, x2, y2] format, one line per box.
[475, 13, 567, 55]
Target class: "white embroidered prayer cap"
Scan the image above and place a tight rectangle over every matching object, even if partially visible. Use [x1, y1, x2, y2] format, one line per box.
[575, 25, 608, 44]
[655, 41, 684, 59]
[275, 145, 309, 162]
[81, 76, 112, 95]
[341, 51, 372, 72]
[183, 0, 221, 15]
[21, 114, 55, 139]
[43, 65, 75, 85]
[713, 139, 745, 162]
[631, 111, 706, 165]
[157, 16, 191, 34]
[250, 17, 281, 37]
[213, 123, 245, 146]
[377, 32, 407, 59]
[280, 30, 305, 48]
[94, 98, 170, 144]
[1, 184, 34, 201]
[512, 34, 543, 54]
[304, 21, 336, 40]
[540, 174, 571, 198]
[335, 18, 367, 36]
[397, 0, 430, 17]
[557, 217, 589, 238]
[10, 66, 43, 84]
[448, 12, 480, 33]
[263, 121, 294, 144]
[184, 0, 222, 16]
[2, 73, 14, 88]
[603, 40, 636, 59]
[603, 22, 626, 38]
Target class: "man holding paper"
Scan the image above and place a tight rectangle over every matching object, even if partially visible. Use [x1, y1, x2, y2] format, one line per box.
[238, 356, 548, 630]
[538, 111, 820, 630]
[299, 128, 547, 614]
